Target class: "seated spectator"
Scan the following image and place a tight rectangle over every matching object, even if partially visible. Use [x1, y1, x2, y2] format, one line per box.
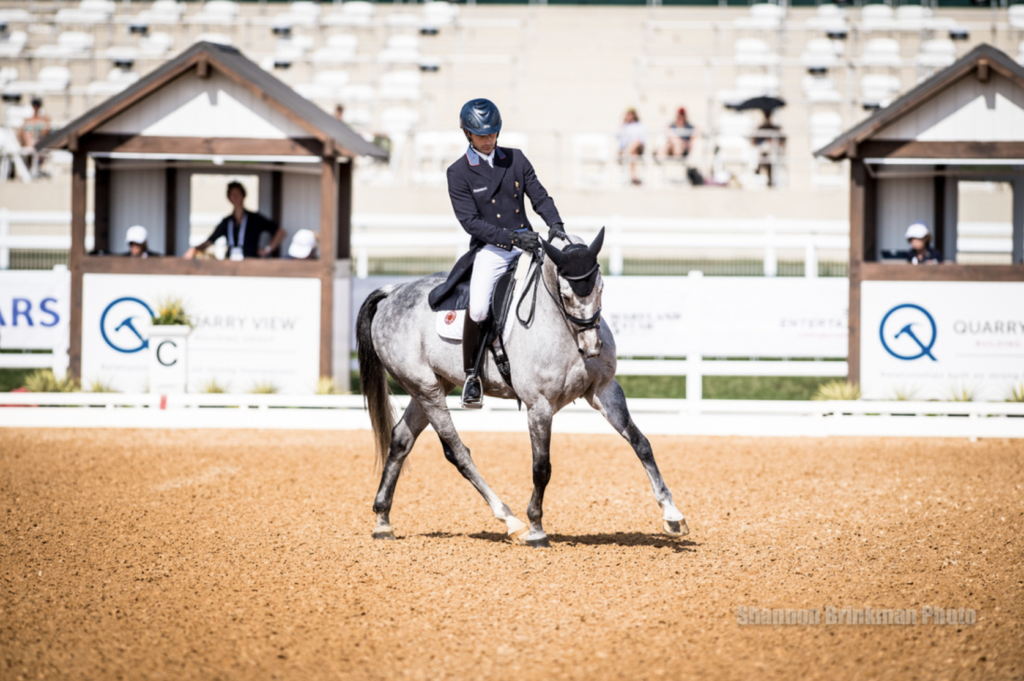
[183, 181, 286, 260]
[19, 97, 51, 177]
[287, 229, 320, 260]
[660, 107, 695, 160]
[125, 225, 160, 257]
[617, 108, 646, 186]
[753, 113, 785, 187]
[905, 223, 942, 264]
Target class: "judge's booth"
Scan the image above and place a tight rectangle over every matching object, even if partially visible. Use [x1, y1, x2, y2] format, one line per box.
[817, 44, 1024, 401]
[39, 42, 386, 394]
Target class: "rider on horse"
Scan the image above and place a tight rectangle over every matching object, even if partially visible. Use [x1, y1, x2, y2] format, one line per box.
[429, 98, 566, 408]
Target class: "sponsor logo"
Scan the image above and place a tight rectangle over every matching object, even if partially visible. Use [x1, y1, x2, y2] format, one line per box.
[473, 186, 488, 193]
[879, 303, 937, 361]
[100, 297, 154, 354]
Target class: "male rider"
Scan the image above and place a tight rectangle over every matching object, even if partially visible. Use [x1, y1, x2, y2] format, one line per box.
[430, 99, 566, 408]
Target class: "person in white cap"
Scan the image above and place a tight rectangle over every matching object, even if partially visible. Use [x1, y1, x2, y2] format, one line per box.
[125, 225, 157, 258]
[287, 229, 319, 260]
[905, 222, 942, 265]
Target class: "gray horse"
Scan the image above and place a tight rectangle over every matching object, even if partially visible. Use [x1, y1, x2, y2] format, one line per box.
[356, 230, 689, 547]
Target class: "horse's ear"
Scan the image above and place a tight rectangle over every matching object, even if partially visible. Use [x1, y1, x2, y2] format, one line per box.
[543, 240, 565, 267]
[588, 227, 606, 257]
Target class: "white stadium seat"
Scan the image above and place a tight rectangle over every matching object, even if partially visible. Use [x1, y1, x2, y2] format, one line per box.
[135, 0, 186, 26]
[188, 1, 240, 26]
[385, 13, 422, 29]
[734, 38, 781, 68]
[313, 34, 359, 64]
[421, 2, 459, 31]
[339, 84, 376, 105]
[194, 33, 233, 47]
[916, 39, 956, 69]
[140, 32, 174, 58]
[378, 70, 422, 101]
[86, 68, 139, 98]
[322, 1, 376, 28]
[717, 73, 780, 107]
[734, 3, 785, 31]
[861, 38, 902, 68]
[801, 38, 843, 73]
[802, 75, 843, 104]
[1011, 5, 1024, 30]
[860, 4, 896, 33]
[0, 30, 27, 59]
[34, 32, 95, 59]
[861, 73, 901, 109]
[806, 3, 847, 32]
[572, 133, 613, 187]
[895, 4, 932, 32]
[56, 0, 115, 26]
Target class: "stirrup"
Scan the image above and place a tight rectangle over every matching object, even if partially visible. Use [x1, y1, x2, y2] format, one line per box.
[461, 374, 483, 409]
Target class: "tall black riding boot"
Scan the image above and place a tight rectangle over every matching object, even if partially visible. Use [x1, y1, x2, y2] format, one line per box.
[462, 315, 485, 408]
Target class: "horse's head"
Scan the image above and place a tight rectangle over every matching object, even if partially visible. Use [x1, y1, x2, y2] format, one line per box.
[543, 228, 605, 358]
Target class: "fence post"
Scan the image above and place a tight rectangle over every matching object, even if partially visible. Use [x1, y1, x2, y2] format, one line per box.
[686, 270, 703, 411]
[357, 247, 369, 279]
[805, 239, 818, 279]
[0, 207, 9, 270]
[763, 215, 777, 277]
[609, 214, 624, 276]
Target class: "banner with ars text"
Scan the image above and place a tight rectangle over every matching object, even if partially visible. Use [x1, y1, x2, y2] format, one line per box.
[352, 276, 848, 359]
[0, 269, 70, 350]
[82, 274, 321, 394]
[861, 281, 1024, 401]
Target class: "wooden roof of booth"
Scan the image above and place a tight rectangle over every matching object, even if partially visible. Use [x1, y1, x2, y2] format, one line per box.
[816, 44, 1024, 161]
[38, 41, 387, 159]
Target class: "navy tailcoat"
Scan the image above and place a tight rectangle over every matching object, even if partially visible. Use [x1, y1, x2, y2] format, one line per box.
[428, 145, 562, 310]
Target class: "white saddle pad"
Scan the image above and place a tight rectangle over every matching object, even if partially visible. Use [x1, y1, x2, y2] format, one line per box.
[435, 252, 533, 344]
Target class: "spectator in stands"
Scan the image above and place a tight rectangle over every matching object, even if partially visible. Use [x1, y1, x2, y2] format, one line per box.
[753, 113, 785, 187]
[617, 108, 646, 185]
[335, 104, 345, 122]
[183, 181, 286, 260]
[125, 225, 159, 258]
[20, 97, 51, 177]
[287, 229, 319, 260]
[659, 107, 695, 160]
[905, 222, 943, 264]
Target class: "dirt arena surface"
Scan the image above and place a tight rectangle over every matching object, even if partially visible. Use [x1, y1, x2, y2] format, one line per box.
[1, 429, 1022, 681]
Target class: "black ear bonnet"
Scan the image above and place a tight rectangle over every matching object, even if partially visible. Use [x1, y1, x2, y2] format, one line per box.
[557, 244, 600, 297]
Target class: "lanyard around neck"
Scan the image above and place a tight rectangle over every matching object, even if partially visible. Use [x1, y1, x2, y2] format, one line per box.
[228, 213, 247, 249]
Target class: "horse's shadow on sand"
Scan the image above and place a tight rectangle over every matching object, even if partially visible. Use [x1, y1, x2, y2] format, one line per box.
[421, 531, 699, 553]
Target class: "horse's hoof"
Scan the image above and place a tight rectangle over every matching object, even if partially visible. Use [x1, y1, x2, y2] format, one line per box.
[663, 519, 690, 537]
[372, 528, 396, 540]
[509, 526, 529, 545]
[525, 536, 551, 549]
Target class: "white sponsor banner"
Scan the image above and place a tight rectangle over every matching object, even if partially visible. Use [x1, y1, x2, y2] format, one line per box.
[602, 277, 848, 357]
[353, 276, 848, 359]
[861, 281, 1024, 401]
[0, 269, 70, 350]
[82, 274, 321, 393]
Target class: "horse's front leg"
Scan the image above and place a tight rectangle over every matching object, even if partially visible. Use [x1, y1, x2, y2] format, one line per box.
[524, 401, 554, 548]
[587, 379, 690, 537]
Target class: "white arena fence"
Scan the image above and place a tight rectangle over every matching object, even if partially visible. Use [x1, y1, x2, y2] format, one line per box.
[0, 392, 1021, 439]
[0, 209, 1013, 276]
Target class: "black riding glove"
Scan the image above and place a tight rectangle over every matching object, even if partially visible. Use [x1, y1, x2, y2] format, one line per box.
[510, 229, 540, 252]
[548, 224, 567, 242]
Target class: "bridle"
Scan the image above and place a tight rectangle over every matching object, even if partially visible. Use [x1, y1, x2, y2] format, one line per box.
[517, 250, 602, 341]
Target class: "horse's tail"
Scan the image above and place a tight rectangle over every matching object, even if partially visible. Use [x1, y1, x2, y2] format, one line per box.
[357, 287, 396, 471]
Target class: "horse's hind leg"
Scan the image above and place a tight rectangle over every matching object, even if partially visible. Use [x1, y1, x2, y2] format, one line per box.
[372, 398, 430, 539]
[420, 396, 528, 543]
[587, 379, 689, 537]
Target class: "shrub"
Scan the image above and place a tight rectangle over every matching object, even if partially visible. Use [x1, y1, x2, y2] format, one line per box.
[152, 297, 192, 326]
[316, 376, 345, 395]
[202, 378, 227, 394]
[1007, 384, 1024, 403]
[87, 378, 117, 393]
[249, 381, 279, 394]
[812, 380, 861, 401]
[24, 369, 79, 393]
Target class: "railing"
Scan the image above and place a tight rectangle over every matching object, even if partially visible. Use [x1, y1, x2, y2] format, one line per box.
[1, 391, 1021, 439]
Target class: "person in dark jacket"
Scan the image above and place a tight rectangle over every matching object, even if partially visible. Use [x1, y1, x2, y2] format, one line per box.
[183, 181, 286, 260]
[431, 98, 565, 408]
[905, 222, 943, 265]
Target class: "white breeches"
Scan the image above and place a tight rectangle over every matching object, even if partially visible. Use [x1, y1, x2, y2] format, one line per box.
[469, 244, 519, 322]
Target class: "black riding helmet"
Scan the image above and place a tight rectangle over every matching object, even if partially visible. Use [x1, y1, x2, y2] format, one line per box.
[460, 98, 502, 139]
